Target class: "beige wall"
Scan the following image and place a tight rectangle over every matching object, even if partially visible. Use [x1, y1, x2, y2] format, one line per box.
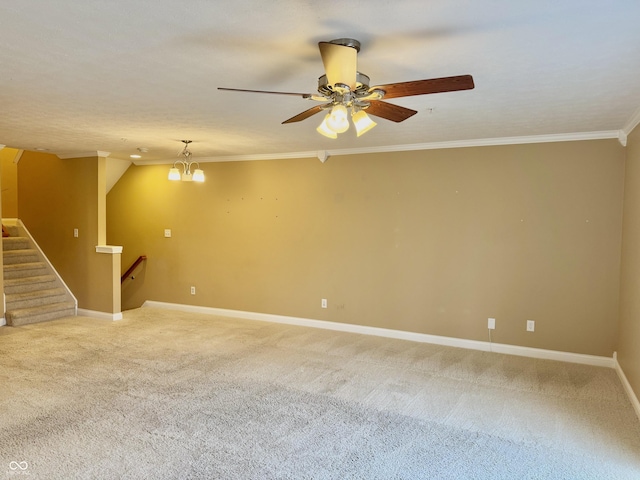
[17, 152, 118, 313]
[619, 125, 640, 399]
[1, 148, 19, 218]
[0, 146, 7, 307]
[108, 139, 625, 356]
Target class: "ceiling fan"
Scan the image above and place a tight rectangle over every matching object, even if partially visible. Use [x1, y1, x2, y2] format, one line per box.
[218, 38, 474, 138]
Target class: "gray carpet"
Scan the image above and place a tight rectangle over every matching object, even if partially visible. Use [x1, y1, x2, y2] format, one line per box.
[1, 307, 639, 479]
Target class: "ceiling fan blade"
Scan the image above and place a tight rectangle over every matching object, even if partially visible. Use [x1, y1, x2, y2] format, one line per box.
[373, 75, 474, 99]
[318, 42, 357, 90]
[218, 87, 312, 98]
[365, 101, 417, 123]
[282, 105, 327, 124]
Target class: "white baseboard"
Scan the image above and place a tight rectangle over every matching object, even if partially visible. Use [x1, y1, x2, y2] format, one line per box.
[614, 352, 640, 422]
[0, 317, 5, 327]
[142, 301, 614, 368]
[77, 309, 123, 321]
[488, 342, 613, 367]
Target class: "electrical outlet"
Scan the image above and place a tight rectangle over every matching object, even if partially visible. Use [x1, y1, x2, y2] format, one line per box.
[164, 229, 172, 238]
[190, 286, 196, 295]
[488, 317, 496, 330]
[527, 320, 535, 332]
[321, 298, 327, 309]
[73, 228, 78, 238]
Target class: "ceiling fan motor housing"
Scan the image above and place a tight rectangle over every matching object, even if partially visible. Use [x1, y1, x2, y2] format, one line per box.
[317, 72, 371, 96]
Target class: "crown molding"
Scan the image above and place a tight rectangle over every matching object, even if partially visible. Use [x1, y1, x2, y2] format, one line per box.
[13, 150, 24, 164]
[57, 151, 111, 159]
[623, 105, 640, 136]
[136, 149, 321, 165]
[326, 130, 622, 156]
[134, 130, 622, 166]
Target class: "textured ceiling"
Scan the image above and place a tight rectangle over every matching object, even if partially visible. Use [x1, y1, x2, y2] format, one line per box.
[1, 1, 639, 164]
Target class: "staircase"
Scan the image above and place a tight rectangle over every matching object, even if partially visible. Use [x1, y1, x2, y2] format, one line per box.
[3, 223, 76, 326]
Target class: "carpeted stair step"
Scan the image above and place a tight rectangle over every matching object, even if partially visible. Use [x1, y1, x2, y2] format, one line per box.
[2, 223, 77, 326]
[2, 236, 30, 251]
[3, 248, 40, 265]
[4, 274, 59, 294]
[6, 301, 76, 327]
[2, 225, 20, 238]
[3, 262, 48, 279]
[6, 287, 69, 310]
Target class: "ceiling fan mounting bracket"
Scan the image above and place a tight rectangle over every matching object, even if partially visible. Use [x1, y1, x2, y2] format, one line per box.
[328, 38, 361, 52]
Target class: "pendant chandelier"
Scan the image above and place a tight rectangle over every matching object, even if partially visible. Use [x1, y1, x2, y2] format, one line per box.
[168, 140, 204, 182]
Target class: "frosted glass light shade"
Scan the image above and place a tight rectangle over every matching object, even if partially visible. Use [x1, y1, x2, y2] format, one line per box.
[326, 105, 349, 133]
[168, 167, 181, 181]
[352, 110, 377, 137]
[317, 114, 338, 138]
[192, 169, 205, 182]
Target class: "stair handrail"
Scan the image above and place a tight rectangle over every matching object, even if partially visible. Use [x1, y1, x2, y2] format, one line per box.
[121, 255, 147, 283]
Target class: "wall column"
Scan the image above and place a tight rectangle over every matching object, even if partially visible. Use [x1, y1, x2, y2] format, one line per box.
[89, 246, 123, 320]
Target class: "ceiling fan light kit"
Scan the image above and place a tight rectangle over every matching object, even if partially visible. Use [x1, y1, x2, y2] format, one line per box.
[218, 38, 474, 139]
[316, 107, 378, 138]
